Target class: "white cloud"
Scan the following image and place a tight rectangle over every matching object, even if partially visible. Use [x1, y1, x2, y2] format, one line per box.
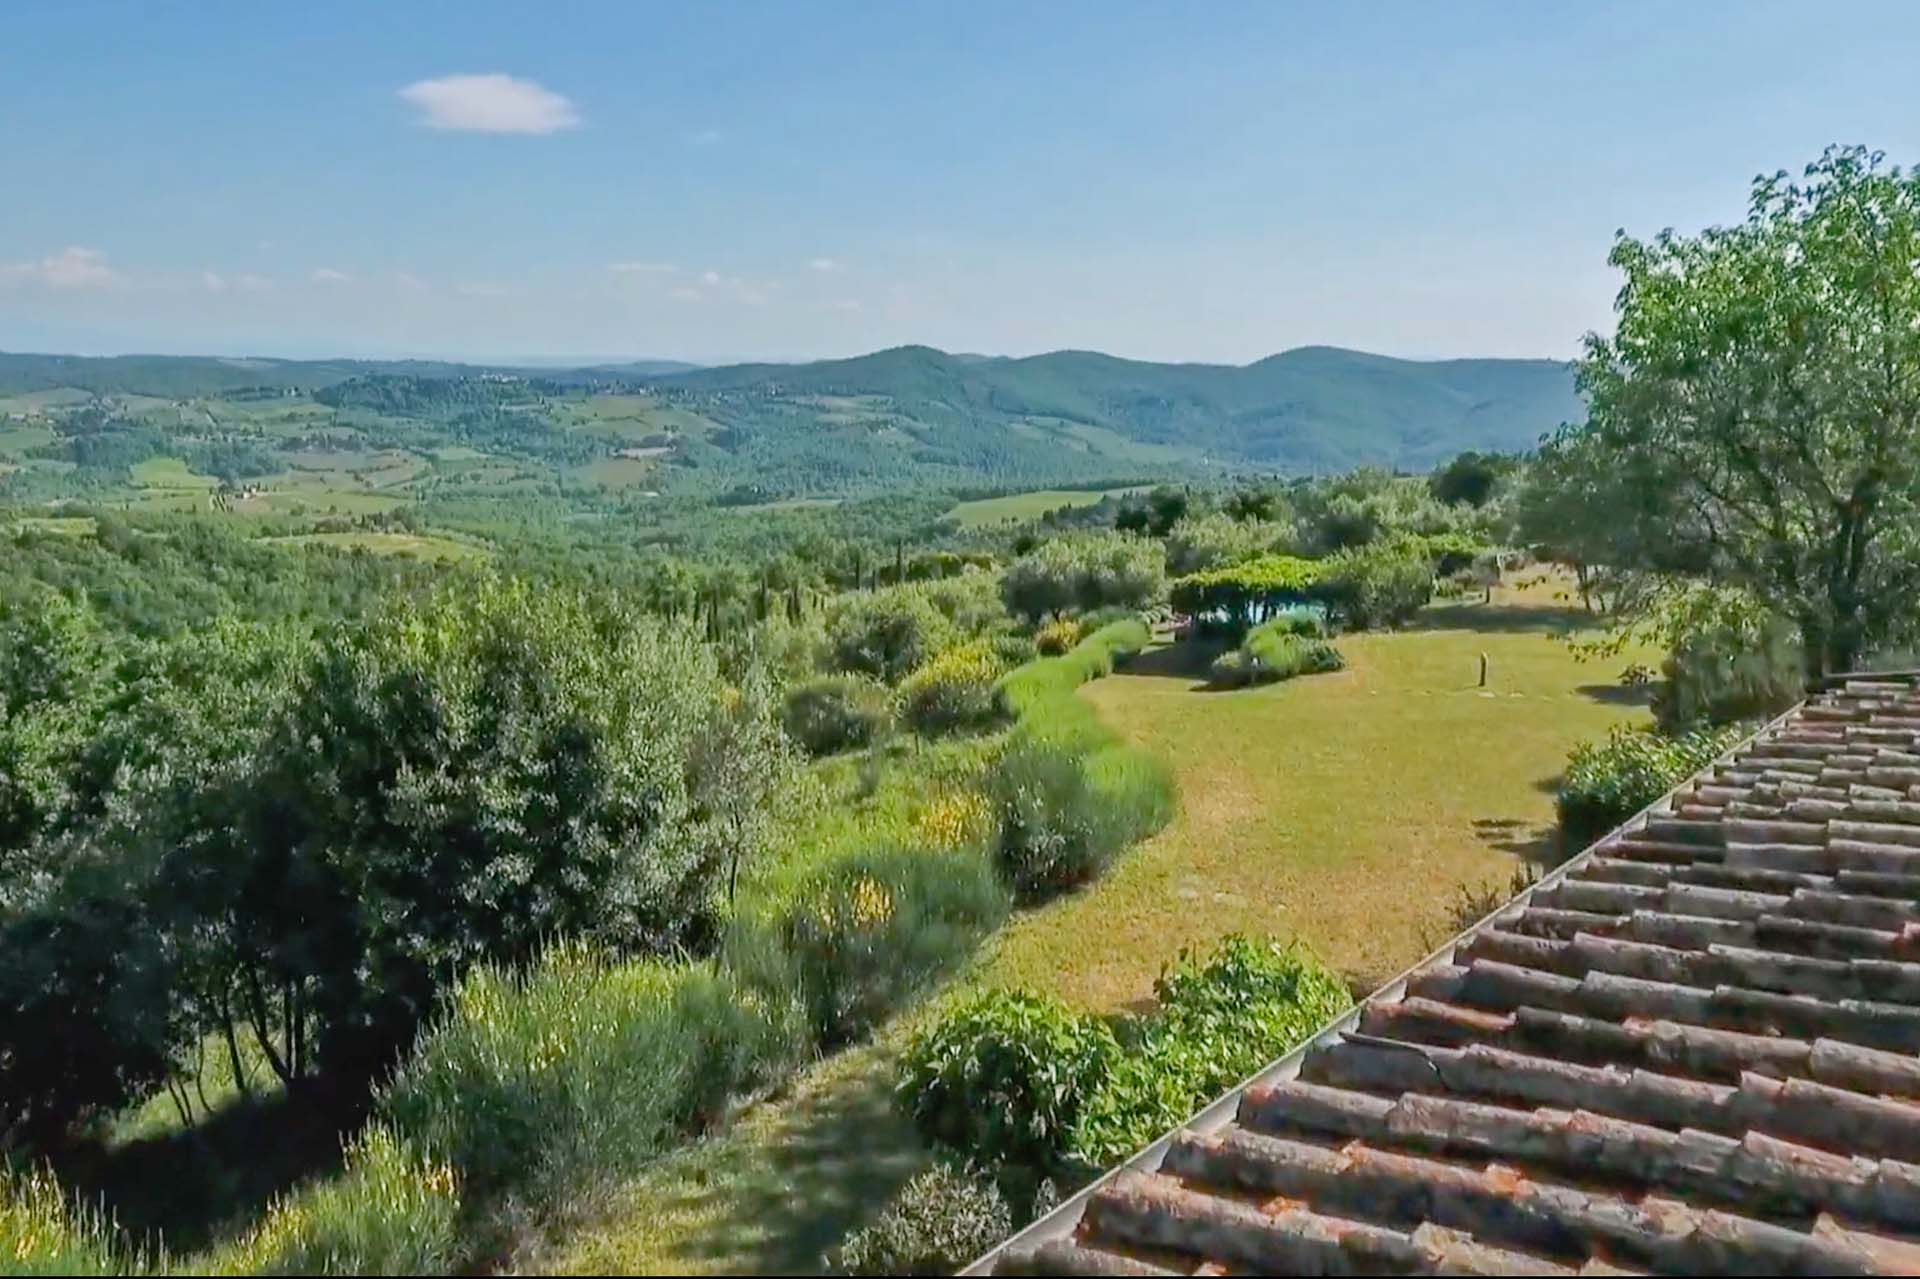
[609, 260, 676, 275]
[701, 270, 721, 285]
[686, 128, 724, 146]
[456, 282, 510, 297]
[6, 246, 121, 289]
[201, 271, 227, 292]
[399, 73, 580, 135]
[310, 267, 352, 284]
[394, 271, 428, 291]
[235, 273, 275, 292]
[808, 257, 841, 273]
[669, 286, 704, 302]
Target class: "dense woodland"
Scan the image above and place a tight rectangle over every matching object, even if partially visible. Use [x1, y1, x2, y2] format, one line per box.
[7, 145, 1920, 1275]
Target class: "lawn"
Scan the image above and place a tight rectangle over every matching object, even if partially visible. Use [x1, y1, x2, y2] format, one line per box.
[944, 485, 1153, 528]
[131, 456, 218, 490]
[972, 576, 1659, 1001]
[548, 573, 1657, 1274]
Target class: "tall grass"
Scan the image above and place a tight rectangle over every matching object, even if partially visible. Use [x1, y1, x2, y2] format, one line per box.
[381, 946, 801, 1214]
[0, 1166, 128, 1276]
[197, 1127, 458, 1277]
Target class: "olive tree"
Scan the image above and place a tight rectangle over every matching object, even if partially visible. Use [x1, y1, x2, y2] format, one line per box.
[1573, 145, 1920, 677]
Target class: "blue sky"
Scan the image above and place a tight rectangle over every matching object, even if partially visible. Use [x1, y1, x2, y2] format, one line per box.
[4, 0, 1920, 365]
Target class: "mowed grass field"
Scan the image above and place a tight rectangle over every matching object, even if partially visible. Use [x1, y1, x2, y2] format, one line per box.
[548, 573, 1659, 1275]
[943, 485, 1152, 528]
[975, 576, 1659, 1001]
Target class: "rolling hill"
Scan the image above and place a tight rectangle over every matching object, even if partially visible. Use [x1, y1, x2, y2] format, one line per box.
[0, 344, 1581, 504]
[651, 343, 1582, 473]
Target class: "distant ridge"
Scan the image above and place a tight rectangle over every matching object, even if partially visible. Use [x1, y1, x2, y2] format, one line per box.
[0, 343, 1582, 474]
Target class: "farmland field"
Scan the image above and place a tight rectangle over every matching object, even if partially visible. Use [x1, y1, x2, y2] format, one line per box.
[944, 485, 1154, 528]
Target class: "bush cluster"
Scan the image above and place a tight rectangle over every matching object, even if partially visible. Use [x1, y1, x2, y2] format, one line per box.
[1032, 618, 1083, 656]
[1557, 723, 1750, 847]
[732, 843, 1011, 1048]
[891, 936, 1350, 1181]
[898, 990, 1119, 1172]
[1071, 937, 1351, 1163]
[781, 674, 894, 757]
[830, 1164, 1013, 1277]
[1208, 617, 1344, 688]
[380, 945, 797, 1208]
[900, 640, 1006, 736]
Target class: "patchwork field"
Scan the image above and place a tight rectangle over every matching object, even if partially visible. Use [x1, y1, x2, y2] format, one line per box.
[944, 485, 1154, 528]
[546, 574, 1659, 1275]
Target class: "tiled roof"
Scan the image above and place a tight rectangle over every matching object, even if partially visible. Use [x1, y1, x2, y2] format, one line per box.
[971, 676, 1920, 1276]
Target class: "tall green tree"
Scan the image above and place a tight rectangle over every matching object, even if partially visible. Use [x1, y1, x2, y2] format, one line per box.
[1573, 145, 1920, 677]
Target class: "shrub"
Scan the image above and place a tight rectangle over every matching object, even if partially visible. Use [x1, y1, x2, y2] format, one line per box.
[381, 944, 801, 1208]
[1072, 937, 1350, 1164]
[899, 990, 1119, 1171]
[201, 1126, 459, 1276]
[0, 1165, 126, 1276]
[826, 587, 960, 684]
[999, 535, 1164, 624]
[1557, 723, 1749, 848]
[1032, 618, 1083, 657]
[747, 843, 1011, 1047]
[1208, 621, 1343, 688]
[1318, 542, 1434, 629]
[900, 641, 1006, 736]
[830, 1164, 1013, 1277]
[987, 632, 1036, 668]
[782, 675, 894, 756]
[1657, 607, 1803, 731]
[990, 738, 1119, 900]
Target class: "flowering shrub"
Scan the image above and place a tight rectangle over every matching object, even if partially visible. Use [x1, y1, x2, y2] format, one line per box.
[900, 641, 1006, 736]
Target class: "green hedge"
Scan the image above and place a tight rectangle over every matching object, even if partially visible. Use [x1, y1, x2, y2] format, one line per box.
[1557, 723, 1749, 848]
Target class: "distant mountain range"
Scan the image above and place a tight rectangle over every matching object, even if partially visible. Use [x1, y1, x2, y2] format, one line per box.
[0, 344, 1582, 478]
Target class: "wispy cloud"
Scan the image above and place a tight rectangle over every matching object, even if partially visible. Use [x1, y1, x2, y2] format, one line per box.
[399, 73, 580, 135]
[2, 246, 121, 289]
[808, 257, 842, 273]
[201, 270, 228, 292]
[456, 282, 510, 297]
[686, 128, 724, 146]
[609, 260, 676, 275]
[310, 267, 352, 284]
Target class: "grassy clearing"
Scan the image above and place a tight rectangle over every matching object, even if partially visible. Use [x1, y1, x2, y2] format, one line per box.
[131, 456, 219, 490]
[974, 575, 1657, 1001]
[547, 576, 1655, 1275]
[8, 514, 97, 536]
[270, 531, 487, 562]
[943, 487, 1151, 528]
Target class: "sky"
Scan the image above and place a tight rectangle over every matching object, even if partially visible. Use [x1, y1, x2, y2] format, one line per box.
[5, 0, 1920, 366]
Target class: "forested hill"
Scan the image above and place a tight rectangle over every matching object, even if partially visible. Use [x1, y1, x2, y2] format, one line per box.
[653, 344, 1582, 471]
[0, 344, 1579, 497]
